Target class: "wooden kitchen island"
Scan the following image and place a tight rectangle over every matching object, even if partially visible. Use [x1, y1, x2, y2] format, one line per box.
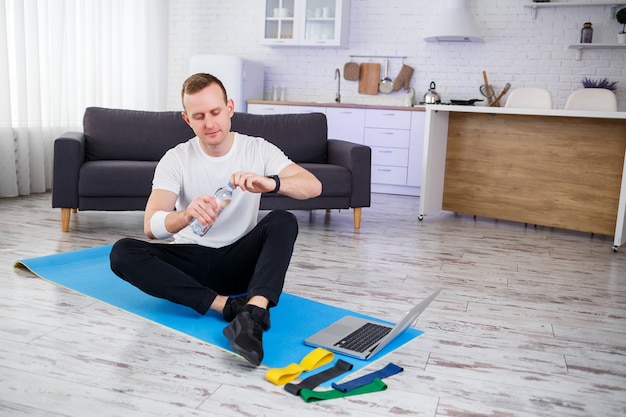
[419, 105, 626, 251]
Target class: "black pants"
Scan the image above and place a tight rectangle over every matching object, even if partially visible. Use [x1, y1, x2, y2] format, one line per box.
[109, 210, 298, 315]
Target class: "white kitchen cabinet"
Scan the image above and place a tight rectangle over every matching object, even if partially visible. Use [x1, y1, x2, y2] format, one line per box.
[261, 0, 350, 47]
[326, 107, 365, 144]
[246, 103, 289, 115]
[287, 105, 326, 114]
[364, 109, 412, 187]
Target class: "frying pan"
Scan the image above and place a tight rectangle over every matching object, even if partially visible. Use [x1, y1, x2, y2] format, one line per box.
[379, 59, 393, 94]
[450, 99, 484, 106]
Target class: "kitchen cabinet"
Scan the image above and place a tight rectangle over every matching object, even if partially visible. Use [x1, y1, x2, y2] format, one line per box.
[261, 0, 350, 47]
[364, 109, 411, 187]
[326, 107, 365, 144]
[287, 105, 326, 114]
[247, 101, 425, 196]
[246, 103, 287, 115]
[247, 103, 325, 114]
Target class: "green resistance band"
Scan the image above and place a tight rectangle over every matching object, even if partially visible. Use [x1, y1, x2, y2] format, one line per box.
[299, 378, 388, 403]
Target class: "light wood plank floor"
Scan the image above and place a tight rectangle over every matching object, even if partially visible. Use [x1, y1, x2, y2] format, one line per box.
[1, 192, 625, 417]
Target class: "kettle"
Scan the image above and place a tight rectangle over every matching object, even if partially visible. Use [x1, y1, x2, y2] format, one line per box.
[423, 81, 441, 104]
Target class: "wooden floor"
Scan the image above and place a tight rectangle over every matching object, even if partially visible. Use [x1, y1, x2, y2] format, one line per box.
[1, 192, 625, 417]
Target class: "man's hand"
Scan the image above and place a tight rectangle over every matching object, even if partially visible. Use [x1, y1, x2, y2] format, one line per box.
[230, 172, 276, 194]
[186, 194, 221, 227]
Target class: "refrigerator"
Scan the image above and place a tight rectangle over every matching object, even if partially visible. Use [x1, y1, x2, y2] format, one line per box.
[189, 54, 264, 113]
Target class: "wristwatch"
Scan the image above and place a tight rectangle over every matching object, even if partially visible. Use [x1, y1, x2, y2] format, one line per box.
[267, 175, 280, 193]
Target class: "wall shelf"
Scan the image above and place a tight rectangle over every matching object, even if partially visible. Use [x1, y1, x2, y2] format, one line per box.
[568, 42, 626, 59]
[524, 2, 626, 19]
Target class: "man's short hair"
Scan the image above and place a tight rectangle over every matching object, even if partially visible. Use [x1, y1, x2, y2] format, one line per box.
[181, 73, 228, 109]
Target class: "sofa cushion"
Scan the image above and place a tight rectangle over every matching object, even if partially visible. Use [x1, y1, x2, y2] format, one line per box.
[84, 107, 194, 162]
[231, 112, 328, 164]
[79, 160, 157, 196]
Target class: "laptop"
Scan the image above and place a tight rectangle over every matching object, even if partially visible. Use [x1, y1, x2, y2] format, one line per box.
[304, 289, 441, 360]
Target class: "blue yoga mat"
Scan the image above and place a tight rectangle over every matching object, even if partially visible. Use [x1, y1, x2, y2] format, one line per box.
[15, 245, 422, 385]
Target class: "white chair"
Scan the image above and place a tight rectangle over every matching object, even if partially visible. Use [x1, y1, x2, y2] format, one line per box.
[564, 88, 617, 112]
[504, 88, 553, 109]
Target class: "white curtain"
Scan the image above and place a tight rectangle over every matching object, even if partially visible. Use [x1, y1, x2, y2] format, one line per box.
[0, 0, 168, 198]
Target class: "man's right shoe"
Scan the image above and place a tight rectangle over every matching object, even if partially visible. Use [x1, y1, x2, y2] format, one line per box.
[223, 305, 270, 366]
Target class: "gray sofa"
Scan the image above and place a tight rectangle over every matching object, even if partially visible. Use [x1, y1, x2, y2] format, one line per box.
[52, 107, 371, 232]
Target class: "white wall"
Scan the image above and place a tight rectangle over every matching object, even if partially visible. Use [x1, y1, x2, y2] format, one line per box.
[166, 0, 626, 111]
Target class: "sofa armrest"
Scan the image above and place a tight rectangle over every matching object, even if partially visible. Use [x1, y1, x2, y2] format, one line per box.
[327, 139, 371, 208]
[52, 132, 86, 209]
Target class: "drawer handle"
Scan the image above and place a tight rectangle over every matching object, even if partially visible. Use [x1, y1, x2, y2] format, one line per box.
[378, 150, 393, 154]
[377, 168, 392, 172]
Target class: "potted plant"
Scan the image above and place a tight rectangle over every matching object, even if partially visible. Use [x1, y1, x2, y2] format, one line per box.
[617, 7, 626, 44]
[581, 77, 618, 91]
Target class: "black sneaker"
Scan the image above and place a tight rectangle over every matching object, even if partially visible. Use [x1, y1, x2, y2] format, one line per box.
[223, 305, 270, 366]
[222, 295, 248, 322]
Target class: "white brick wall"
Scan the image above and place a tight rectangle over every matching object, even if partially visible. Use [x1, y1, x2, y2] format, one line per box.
[166, 0, 626, 110]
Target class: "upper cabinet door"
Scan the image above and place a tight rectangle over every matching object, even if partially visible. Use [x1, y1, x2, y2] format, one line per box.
[262, 0, 299, 46]
[262, 0, 350, 47]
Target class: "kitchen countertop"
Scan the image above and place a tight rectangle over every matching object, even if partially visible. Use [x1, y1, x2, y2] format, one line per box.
[247, 100, 427, 112]
[423, 103, 626, 119]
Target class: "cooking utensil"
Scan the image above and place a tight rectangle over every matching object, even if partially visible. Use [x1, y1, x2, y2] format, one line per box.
[343, 61, 359, 81]
[358, 62, 381, 95]
[379, 59, 393, 94]
[423, 81, 441, 104]
[480, 84, 496, 100]
[393, 63, 414, 91]
[450, 99, 484, 106]
[482, 71, 495, 106]
[489, 82, 511, 107]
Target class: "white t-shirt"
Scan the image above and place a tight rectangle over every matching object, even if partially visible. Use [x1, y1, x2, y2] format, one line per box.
[153, 133, 292, 248]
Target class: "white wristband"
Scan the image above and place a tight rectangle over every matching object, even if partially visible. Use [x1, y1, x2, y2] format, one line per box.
[150, 210, 173, 239]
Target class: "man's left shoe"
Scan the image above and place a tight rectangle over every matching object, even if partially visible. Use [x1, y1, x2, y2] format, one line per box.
[223, 305, 270, 366]
[222, 295, 248, 322]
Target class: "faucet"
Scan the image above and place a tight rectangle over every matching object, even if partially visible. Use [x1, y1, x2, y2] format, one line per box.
[334, 68, 341, 103]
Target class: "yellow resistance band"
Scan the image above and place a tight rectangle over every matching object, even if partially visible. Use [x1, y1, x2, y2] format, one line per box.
[265, 347, 334, 385]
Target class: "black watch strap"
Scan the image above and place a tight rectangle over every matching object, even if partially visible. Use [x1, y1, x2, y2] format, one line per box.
[267, 175, 280, 193]
[284, 359, 353, 396]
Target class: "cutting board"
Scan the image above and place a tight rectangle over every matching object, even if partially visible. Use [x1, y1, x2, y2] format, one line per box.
[358, 63, 381, 95]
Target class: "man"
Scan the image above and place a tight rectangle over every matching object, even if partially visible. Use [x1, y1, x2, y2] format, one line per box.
[110, 73, 322, 366]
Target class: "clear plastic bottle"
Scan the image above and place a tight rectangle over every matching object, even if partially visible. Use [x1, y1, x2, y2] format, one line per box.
[190, 182, 234, 236]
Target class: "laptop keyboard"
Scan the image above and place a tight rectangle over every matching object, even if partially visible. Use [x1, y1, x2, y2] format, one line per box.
[334, 322, 392, 353]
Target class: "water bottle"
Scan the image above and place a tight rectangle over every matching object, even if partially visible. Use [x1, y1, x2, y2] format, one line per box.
[190, 182, 234, 236]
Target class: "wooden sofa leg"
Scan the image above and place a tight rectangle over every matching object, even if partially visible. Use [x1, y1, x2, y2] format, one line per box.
[353, 207, 362, 229]
[61, 208, 71, 232]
